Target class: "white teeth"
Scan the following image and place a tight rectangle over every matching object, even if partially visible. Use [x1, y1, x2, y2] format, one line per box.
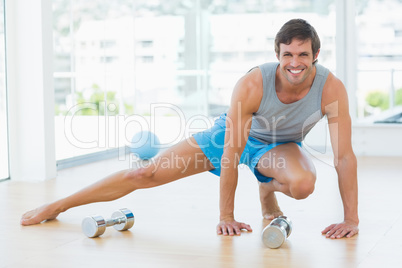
[289, 69, 302, 74]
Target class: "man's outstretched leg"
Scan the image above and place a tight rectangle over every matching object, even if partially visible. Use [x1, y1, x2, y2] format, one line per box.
[21, 137, 214, 226]
[256, 142, 317, 219]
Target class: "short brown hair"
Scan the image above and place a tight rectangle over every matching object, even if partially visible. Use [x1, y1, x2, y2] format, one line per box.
[274, 19, 320, 56]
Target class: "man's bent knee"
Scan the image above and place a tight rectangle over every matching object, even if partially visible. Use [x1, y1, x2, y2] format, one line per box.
[289, 172, 316, 200]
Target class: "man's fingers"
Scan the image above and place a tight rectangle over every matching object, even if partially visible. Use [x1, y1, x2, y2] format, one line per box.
[338, 229, 351, 238]
[339, 226, 359, 239]
[234, 226, 241, 235]
[217, 225, 227, 235]
[219, 224, 234, 236]
[241, 223, 253, 232]
[325, 228, 336, 238]
[222, 226, 229, 236]
[322, 222, 359, 239]
[228, 226, 235, 236]
[325, 225, 340, 238]
[346, 229, 358, 238]
[330, 228, 344, 239]
[216, 221, 253, 236]
[321, 224, 336, 234]
[332, 228, 356, 239]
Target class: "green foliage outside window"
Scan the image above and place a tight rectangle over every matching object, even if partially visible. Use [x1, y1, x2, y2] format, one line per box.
[55, 84, 134, 116]
[365, 88, 402, 112]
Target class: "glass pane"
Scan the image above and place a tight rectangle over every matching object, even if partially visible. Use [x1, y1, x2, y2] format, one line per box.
[0, 0, 9, 180]
[53, 0, 336, 160]
[356, 0, 402, 119]
[53, 1, 205, 159]
[53, 0, 137, 159]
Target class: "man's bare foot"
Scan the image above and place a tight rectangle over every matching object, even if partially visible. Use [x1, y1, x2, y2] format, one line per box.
[20, 203, 62, 226]
[259, 185, 283, 220]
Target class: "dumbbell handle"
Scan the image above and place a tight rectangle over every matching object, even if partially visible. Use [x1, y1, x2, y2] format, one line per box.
[105, 216, 126, 227]
[82, 208, 135, 238]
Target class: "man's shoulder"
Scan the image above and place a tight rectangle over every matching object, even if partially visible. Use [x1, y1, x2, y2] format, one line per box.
[241, 67, 263, 92]
[321, 71, 348, 111]
[257, 62, 279, 74]
[232, 68, 264, 112]
[323, 71, 345, 95]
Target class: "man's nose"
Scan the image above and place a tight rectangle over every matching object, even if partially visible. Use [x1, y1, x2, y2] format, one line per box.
[290, 56, 300, 67]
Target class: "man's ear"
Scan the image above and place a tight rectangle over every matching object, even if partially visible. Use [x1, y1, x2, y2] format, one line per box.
[276, 53, 280, 61]
[314, 49, 320, 62]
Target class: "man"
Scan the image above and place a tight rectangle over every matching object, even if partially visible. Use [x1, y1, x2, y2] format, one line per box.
[21, 19, 359, 239]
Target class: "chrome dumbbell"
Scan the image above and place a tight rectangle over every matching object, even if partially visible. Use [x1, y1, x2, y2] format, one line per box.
[261, 216, 292, 249]
[82, 208, 135, 238]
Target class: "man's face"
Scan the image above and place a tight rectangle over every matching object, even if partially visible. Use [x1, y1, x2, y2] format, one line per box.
[277, 39, 319, 86]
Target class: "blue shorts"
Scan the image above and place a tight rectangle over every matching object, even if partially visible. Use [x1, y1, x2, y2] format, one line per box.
[193, 113, 301, 183]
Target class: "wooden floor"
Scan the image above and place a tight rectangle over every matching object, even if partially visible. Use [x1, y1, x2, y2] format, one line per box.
[1, 154, 402, 268]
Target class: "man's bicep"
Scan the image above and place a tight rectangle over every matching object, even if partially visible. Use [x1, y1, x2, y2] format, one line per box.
[225, 104, 253, 151]
[226, 81, 260, 145]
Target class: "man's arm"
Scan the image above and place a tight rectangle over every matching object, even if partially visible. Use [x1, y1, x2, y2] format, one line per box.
[216, 68, 262, 236]
[321, 74, 359, 239]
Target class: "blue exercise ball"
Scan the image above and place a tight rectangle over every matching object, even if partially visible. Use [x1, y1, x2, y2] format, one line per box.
[130, 131, 160, 160]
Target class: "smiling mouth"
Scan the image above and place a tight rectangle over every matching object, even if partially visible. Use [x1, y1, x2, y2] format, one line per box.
[288, 69, 303, 74]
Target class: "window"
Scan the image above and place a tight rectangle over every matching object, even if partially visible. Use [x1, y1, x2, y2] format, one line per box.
[53, 0, 138, 160]
[53, 0, 336, 162]
[140, 40, 153, 48]
[0, 0, 8, 181]
[100, 40, 116, 49]
[356, 0, 402, 120]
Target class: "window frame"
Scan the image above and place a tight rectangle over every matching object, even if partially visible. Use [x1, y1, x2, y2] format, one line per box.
[0, 0, 9, 182]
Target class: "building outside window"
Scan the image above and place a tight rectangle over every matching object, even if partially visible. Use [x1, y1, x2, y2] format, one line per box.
[53, 0, 337, 162]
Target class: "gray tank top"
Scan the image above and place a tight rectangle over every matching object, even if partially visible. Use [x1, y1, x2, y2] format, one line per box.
[249, 62, 329, 143]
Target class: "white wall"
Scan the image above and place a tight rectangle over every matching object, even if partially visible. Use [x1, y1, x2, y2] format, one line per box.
[6, 0, 56, 181]
[352, 124, 402, 156]
[304, 120, 402, 157]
